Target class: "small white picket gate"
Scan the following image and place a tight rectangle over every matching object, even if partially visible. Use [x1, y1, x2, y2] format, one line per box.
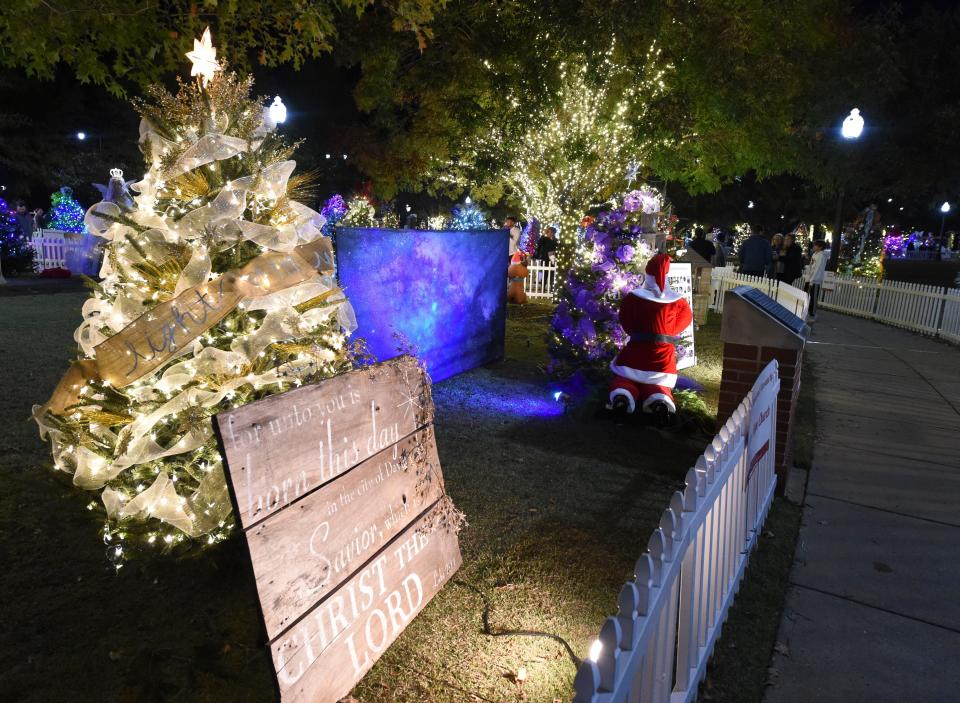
[524, 262, 560, 299]
[32, 230, 68, 270]
[572, 362, 780, 703]
[818, 273, 960, 343]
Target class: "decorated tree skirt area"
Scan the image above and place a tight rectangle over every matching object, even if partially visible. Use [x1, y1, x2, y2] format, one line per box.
[0, 297, 722, 703]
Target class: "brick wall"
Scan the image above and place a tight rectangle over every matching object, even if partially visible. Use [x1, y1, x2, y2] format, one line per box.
[718, 343, 803, 491]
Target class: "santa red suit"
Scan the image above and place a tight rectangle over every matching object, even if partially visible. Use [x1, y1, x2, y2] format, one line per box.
[609, 254, 693, 414]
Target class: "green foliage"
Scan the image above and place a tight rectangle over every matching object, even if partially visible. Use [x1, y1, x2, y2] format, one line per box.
[0, 0, 444, 97]
[337, 0, 887, 204]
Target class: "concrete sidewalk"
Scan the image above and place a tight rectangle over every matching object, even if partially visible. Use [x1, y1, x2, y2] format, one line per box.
[765, 311, 960, 703]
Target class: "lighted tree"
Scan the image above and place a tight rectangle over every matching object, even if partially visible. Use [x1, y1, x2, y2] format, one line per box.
[0, 196, 36, 274]
[449, 198, 488, 230]
[47, 186, 86, 233]
[33, 32, 356, 556]
[341, 194, 377, 227]
[446, 46, 671, 268]
[548, 190, 659, 376]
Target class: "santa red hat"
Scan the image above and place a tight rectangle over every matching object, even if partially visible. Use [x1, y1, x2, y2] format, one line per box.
[644, 254, 671, 297]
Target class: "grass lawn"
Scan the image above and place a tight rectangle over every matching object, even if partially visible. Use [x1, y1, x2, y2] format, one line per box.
[1, 295, 730, 703]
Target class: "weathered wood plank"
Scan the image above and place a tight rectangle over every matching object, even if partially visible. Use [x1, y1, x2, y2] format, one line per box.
[215, 355, 434, 529]
[271, 502, 462, 703]
[246, 426, 445, 639]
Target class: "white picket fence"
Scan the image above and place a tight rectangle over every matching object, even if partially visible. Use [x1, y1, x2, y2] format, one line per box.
[710, 270, 809, 320]
[32, 230, 69, 270]
[573, 362, 781, 703]
[524, 262, 560, 299]
[818, 273, 960, 343]
[31, 229, 103, 275]
[522, 264, 811, 321]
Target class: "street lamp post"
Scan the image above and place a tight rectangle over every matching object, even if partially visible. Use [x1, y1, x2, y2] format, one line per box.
[939, 201, 950, 258]
[829, 108, 865, 271]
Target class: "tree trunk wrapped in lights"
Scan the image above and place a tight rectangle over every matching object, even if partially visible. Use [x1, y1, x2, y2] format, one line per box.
[33, 37, 357, 558]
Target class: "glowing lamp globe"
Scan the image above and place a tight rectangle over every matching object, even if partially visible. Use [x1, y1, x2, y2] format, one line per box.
[268, 96, 287, 124]
[747, 200, 755, 209]
[941, 201, 951, 214]
[77, 131, 86, 141]
[589, 639, 602, 662]
[841, 108, 864, 139]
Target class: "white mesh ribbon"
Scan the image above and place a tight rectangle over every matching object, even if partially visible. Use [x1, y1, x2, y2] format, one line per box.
[114, 472, 194, 533]
[173, 246, 213, 296]
[167, 133, 249, 178]
[85, 202, 130, 240]
[234, 160, 295, 200]
[236, 220, 299, 252]
[172, 184, 248, 241]
[138, 118, 177, 160]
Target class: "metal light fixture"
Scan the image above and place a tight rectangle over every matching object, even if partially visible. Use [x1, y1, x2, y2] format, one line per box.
[841, 108, 864, 139]
[268, 96, 287, 124]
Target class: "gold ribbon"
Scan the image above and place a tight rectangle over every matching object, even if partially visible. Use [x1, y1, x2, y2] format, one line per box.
[44, 237, 336, 411]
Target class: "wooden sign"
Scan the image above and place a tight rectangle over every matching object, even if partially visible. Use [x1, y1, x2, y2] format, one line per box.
[213, 355, 460, 703]
[667, 262, 697, 369]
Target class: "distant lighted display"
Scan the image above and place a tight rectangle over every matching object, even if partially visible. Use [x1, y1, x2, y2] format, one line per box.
[334, 227, 508, 382]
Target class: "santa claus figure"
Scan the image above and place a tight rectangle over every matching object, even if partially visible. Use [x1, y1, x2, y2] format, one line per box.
[609, 253, 693, 423]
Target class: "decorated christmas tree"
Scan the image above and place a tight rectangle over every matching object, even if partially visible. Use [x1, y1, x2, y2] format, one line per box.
[548, 188, 662, 376]
[519, 217, 540, 257]
[33, 28, 356, 557]
[319, 193, 348, 235]
[379, 209, 400, 229]
[0, 197, 36, 275]
[341, 194, 377, 227]
[47, 186, 87, 233]
[449, 198, 488, 230]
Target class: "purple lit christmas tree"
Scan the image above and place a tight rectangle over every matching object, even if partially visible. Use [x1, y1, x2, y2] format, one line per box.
[0, 197, 36, 275]
[547, 189, 661, 376]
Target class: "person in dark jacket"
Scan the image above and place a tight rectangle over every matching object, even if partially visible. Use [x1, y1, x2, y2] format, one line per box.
[739, 226, 772, 276]
[534, 225, 558, 264]
[778, 233, 804, 284]
[688, 227, 716, 262]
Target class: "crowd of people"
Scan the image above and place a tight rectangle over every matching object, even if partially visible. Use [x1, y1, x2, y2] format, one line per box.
[689, 225, 830, 320]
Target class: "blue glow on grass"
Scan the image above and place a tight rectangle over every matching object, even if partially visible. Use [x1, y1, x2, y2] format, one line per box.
[335, 227, 508, 382]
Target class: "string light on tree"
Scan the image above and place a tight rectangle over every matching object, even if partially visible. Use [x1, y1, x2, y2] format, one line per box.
[457, 42, 674, 271]
[47, 186, 86, 233]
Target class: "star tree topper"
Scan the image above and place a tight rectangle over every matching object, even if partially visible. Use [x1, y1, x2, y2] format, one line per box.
[625, 159, 641, 187]
[186, 27, 221, 86]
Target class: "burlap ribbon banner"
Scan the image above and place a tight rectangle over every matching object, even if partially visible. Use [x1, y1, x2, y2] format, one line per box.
[44, 237, 336, 413]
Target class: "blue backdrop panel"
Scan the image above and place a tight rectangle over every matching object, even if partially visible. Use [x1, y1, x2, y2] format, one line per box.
[334, 228, 507, 382]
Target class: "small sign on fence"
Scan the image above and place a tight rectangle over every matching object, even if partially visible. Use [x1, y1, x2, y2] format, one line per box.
[213, 355, 461, 703]
[747, 360, 779, 486]
[667, 262, 697, 369]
